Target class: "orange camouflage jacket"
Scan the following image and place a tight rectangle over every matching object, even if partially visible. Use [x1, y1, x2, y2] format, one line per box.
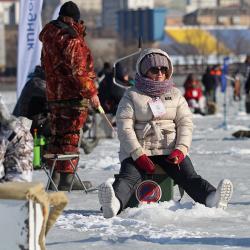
[39, 16, 97, 102]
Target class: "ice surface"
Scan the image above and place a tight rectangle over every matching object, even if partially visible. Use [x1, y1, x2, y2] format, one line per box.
[1, 88, 250, 250]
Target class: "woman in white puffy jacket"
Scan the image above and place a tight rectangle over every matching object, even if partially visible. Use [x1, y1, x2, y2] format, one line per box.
[98, 48, 233, 219]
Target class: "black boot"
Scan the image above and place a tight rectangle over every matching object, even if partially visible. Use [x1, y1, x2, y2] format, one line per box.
[48, 171, 60, 191]
[58, 173, 92, 191]
[232, 130, 250, 138]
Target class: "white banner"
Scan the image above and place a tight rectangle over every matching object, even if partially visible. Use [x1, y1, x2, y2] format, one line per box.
[17, 0, 44, 98]
[52, 4, 61, 21]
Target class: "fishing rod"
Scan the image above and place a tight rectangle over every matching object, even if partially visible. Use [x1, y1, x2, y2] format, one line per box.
[113, 36, 142, 89]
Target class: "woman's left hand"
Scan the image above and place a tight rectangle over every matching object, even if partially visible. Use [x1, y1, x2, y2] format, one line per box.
[166, 149, 184, 165]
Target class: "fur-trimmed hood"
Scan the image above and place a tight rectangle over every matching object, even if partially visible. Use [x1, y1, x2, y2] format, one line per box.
[135, 48, 173, 79]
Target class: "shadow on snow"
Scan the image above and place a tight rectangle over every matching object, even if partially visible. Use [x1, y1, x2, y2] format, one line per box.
[47, 235, 250, 248]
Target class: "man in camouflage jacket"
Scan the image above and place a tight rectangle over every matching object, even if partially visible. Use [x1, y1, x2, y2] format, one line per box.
[39, 1, 100, 174]
[0, 96, 33, 182]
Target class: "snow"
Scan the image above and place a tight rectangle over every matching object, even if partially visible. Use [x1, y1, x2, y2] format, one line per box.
[1, 88, 250, 250]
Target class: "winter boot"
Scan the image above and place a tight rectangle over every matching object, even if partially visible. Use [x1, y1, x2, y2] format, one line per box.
[98, 181, 121, 219]
[48, 171, 60, 191]
[206, 179, 233, 209]
[58, 173, 92, 191]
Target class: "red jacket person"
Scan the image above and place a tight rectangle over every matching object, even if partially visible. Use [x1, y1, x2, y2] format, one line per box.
[39, 1, 100, 187]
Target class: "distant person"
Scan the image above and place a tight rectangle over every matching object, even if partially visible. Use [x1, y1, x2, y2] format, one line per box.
[210, 64, 222, 103]
[202, 66, 216, 102]
[98, 62, 117, 115]
[12, 65, 50, 137]
[231, 70, 241, 101]
[39, 1, 100, 190]
[13, 65, 46, 119]
[183, 73, 206, 115]
[116, 62, 134, 87]
[98, 48, 233, 219]
[98, 61, 131, 116]
[0, 96, 33, 183]
[232, 55, 250, 135]
[98, 62, 112, 79]
[243, 54, 250, 94]
[242, 55, 250, 113]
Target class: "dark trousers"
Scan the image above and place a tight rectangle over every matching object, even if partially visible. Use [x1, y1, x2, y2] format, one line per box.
[113, 155, 216, 210]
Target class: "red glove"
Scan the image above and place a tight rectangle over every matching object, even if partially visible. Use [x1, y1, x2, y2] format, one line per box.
[135, 154, 155, 174]
[166, 149, 185, 165]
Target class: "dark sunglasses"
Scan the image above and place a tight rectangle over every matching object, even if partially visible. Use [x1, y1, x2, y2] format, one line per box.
[149, 67, 168, 74]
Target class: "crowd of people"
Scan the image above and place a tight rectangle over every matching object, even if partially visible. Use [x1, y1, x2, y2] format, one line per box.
[182, 65, 222, 116]
[6, 0, 250, 220]
[182, 59, 250, 116]
[98, 59, 249, 119]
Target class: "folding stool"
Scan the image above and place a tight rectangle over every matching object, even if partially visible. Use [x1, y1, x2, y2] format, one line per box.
[42, 153, 88, 193]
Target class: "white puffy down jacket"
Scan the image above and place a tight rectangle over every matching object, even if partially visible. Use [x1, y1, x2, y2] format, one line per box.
[116, 86, 193, 162]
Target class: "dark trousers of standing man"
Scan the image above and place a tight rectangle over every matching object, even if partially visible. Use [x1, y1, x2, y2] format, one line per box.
[113, 155, 216, 210]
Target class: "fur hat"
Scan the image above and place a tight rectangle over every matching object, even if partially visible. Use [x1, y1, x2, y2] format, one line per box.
[59, 1, 80, 22]
[136, 48, 173, 79]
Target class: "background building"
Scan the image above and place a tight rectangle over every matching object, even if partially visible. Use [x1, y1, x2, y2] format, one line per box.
[117, 8, 166, 44]
[42, 0, 102, 30]
[0, 0, 19, 74]
[183, 6, 250, 26]
[62, 0, 102, 12]
[154, 0, 186, 11]
[0, 0, 250, 76]
[0, 21, 5, 72]
[0, 0, 19, 25]
[102, 0, 154, 37]
[186, 0, 242, 13]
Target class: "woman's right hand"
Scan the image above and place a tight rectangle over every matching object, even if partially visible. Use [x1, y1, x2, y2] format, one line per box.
[135, 154, 155, 174]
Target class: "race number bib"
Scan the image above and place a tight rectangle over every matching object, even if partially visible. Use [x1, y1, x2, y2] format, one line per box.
[148, 98, 166, 117]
